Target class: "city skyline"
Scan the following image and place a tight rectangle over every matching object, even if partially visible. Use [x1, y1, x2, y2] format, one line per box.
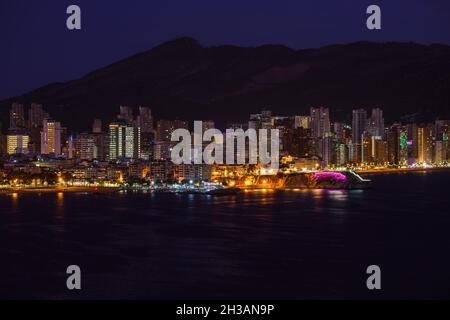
[1, 102, 448, 169]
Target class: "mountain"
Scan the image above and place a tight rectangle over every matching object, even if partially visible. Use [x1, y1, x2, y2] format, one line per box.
[1, 37, 450, 131]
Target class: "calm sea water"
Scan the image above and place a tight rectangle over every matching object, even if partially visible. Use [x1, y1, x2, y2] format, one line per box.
[0, 171, 449, 299]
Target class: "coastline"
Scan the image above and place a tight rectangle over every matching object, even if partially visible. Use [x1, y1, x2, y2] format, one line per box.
[355, 167, 450, 175]
[0, 186, 120, 195]
[1, 167, 449, 194]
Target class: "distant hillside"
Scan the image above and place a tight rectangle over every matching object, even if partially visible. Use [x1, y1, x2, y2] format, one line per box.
[1, 37, 450, 131]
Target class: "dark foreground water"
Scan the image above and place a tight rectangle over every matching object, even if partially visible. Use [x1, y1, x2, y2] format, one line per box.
[0, 171, 449, 299]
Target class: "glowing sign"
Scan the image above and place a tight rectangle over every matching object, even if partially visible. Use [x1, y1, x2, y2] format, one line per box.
[313, 172, 347, 182]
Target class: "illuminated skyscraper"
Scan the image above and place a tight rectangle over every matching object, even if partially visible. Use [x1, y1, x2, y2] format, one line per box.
[41, 119, 62, 156]
[417, 125, 433, 164]
[374, 138, 387, 165]
[321, 134, 334, 167]
[368, 108, 385, 138]
[434, 141, 445, 164]
[261, 109, 273, 130]
[7, 133, 29, 154]
[75, 133, 96, 161]
[154, 120, 188, 160]
[137, 107, 153, 133]
[361, 133, 373, 164]
[399, 128, 408, 165]
[136, 109, 154, 161]
[108, 121, 141, 160]
[352, 109, 367, 144]
[248, 110, 273, 130]
[310, 107, 330, 138]
[117, 106, 134, 123]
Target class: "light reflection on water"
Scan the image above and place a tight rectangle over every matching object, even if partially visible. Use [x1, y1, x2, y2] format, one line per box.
[1, 171, 450, 299]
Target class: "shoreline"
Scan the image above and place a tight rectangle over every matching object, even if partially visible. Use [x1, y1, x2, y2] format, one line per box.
[1, 167, 449, 194]
[355, 167, 450, 175]
[0, 186, 120, 195]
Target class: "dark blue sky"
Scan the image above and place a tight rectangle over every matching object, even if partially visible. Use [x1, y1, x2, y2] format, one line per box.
[1, 0, 450, 100]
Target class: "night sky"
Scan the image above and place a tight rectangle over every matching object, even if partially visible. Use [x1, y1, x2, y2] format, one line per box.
[1, 0, 450, 100]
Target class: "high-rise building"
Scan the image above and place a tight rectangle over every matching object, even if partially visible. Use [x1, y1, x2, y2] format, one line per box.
[155, 120, 188, 160]
[134, 108, 154, 161]
[261, 109, 273, 130]
[387, 124, 401, 165]
[399, 128, 408, 165]
[367, 108, 385, 138]
[435, 120, 449, 140]
[417, 125, 433, 164]
[27, 103, 48, 154]
[9, 103, 25, 130]
[93, 133, 108, 161]
[108, 121, 141, 160]
[28, 103, 47, 129]
[310, 107, 330, 138]
[6, 133, 30, 155]
[75, 133, 96, 161]
[41, 119, 62, 156]
[117, 106, 134, 123]
[156, 120, 188, 142]
[434, 141, 445, 164]
[374, 139, 387, 165]
[352, 109, 367, 144]
[336, 144, 348, 166]
[361, 133, 373, 164]
[91, 119, 108, 160]
[248, 110, 273, 130]
[349, 142, 362, 163]
[136, 107, 153, 133]
[310, 107, 331, 160]
[282, 127, 313, 158]
[407, 123, 419, 160]
[321, 135, 334, 167]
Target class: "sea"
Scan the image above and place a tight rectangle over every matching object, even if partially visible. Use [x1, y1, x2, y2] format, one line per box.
[0, 170, 449, 299]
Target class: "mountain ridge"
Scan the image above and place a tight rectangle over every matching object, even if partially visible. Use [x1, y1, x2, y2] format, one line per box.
[1, 37, 450, 131]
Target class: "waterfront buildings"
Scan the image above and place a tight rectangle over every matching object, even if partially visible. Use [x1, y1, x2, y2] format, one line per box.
[155, 119, 188, 160]
[417, 125, 434, 164]
[41, 119, 62, 156]
[108, 121, 141, 160]
[75, 133, 96, 161]
[367, 108, 385, 138]
[6, 133, 30, 155]
[310, 107, 330, 139]
[352, 108, 367, 145]
[0, 102, 449, 189]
